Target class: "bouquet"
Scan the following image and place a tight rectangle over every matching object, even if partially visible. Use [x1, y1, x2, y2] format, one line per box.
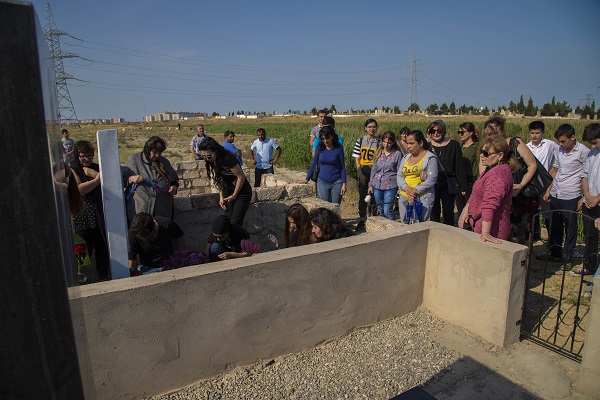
[240, 239, 261, 255]
[162, 251, 208, 270]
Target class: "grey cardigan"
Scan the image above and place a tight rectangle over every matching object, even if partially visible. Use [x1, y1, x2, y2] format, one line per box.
[124, 152, 179, 220]
[396, 151, 438, 195]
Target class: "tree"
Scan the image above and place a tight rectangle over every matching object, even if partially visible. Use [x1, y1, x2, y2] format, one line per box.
[408, 103, 420, 112]
[517, 95, 525, 114]
[330, 104, 337, 114]
[449, 102, 456, 115]
[211, 111, 219, 117]
[393, 105, 401, 114]
[525, 97, 535, 116]
[440, 103, 449, 115]
[426, 103, 438, 114]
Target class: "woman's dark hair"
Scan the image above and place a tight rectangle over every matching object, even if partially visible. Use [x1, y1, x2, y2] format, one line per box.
[142, 136, 172, 183]
[309, 208, 348, 242]
[407, 130, 430, 151]
[72, 140, 94, 168]
[317, 125, 340, 151]
[374, 131, 401, 160]
[284, 204, 314, 247]
[130, 212, 155, 240]
[484, 116, 506, 133]
[198, 138, 233, 189]
[399, 127, 411, 137]
[143, 136, 167, 157]
[459, 122, 479, 142]
[65, 166, 84, 215]
[364, 118, 378, 128]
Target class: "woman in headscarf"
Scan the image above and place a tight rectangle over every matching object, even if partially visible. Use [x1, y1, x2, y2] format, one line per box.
[124, 136, 179, 220]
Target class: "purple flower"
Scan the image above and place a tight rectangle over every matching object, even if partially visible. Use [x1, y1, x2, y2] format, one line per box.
[162, 251, 208, 270]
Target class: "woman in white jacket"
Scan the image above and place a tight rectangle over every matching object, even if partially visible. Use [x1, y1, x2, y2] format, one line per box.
[397, 130, 438, 222]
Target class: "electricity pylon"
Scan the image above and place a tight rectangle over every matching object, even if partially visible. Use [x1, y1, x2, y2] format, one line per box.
[43, 3, 79, 127]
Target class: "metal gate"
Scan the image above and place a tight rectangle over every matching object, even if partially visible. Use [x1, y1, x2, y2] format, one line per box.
[521, 209, 597, 362]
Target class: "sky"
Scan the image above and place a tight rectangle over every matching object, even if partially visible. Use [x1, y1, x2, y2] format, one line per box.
[29, 0, 600, 122]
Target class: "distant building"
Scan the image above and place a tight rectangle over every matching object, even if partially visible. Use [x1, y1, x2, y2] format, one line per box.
[144, 111, 208, 122]
[78, 118, 125, 124]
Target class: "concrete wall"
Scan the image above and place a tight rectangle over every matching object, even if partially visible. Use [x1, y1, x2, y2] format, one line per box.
[69, 226, 428, 399]
[423, 226, 528, 347]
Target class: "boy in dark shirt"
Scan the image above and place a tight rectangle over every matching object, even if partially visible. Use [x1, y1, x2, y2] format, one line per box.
[128, 212, 185, 274]
[206, 215, 251, 262]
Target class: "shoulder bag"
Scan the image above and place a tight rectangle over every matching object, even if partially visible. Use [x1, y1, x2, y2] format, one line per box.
[510, 138, 553, 198]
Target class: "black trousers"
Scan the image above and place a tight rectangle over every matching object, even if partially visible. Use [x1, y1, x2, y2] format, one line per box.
[76, 227, 110, 280]
[358, 166, 372, 219]
[223, 180, 252, 226]
[583, 204, 600, 272]
[431, 186, 456, 226]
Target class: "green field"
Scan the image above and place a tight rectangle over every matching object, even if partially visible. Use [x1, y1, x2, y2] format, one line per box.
[65, 115, 595, 180]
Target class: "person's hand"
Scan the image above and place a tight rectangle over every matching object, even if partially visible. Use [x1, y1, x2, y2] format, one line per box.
[252, 159, 257, 165]
[219, 196, 228, 211]
[128, 175, 143, 185]
[577, 198, 583, 212]
[340, 183, 347, 196]
[270, 158, 278, 165]
[404, 186, 416, 197]
[481, 232, 501, 244]
[595, 218, 600, 230]
[513, 183, 523, 196]
[367, 187, 373, 194]
[543, 189, 551, 203]
[584, 194, 598, 208]
[168, 186, 178, 196]
[218, 252, 234, 260]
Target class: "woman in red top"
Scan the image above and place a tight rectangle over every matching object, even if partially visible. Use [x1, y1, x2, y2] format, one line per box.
[458, 136, 518, 243]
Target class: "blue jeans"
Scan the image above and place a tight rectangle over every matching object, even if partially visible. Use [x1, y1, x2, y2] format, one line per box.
[317, 178, 343, 204]
[373, 188, 397, 220]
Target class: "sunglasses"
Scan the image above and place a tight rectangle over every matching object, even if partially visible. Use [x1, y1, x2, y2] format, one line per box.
[429, 128, 441, 134]
[457, 130, 469, 135]
[480, 150, 499, 157]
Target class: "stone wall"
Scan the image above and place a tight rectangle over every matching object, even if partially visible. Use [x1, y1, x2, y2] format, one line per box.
[172, 168, 335, 253]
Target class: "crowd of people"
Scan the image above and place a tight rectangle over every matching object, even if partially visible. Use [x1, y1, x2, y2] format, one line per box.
[63, 117, 600, 284]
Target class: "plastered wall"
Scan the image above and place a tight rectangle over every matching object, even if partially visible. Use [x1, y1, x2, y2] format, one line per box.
[69, 222, 531, 399]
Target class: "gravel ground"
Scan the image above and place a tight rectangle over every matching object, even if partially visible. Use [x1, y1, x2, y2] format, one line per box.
[148, 309, 458, 399]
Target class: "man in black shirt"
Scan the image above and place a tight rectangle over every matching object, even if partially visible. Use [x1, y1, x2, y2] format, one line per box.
[128, 212, 185, 274]
[206, 215, 251, 262]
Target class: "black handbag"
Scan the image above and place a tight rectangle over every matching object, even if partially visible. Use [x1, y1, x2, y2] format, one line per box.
[310, 150, 320, 182]
[510, 138, 553, 198]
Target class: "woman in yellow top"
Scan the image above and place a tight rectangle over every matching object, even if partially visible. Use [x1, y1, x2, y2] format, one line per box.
[396, 130, 439, 222]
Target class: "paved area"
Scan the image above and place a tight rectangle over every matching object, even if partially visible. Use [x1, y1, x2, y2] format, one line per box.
[148, 309, 592, 399]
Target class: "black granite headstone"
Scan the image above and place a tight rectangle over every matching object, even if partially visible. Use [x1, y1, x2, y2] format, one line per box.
[0, 2, 85, 398]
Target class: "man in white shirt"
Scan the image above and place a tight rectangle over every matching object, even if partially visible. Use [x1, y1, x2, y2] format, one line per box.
[527, 120, 559, 240]
[250, 128, 281, 187]
[189, 124, 211, 160]
[577, 123, 600, 275]
[542, 124, 590, 270]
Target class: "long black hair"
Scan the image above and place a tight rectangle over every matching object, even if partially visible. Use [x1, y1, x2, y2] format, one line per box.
[309, 208, 349, 242]
[198, 138, 234, 189]
[317, 125, 341, 151]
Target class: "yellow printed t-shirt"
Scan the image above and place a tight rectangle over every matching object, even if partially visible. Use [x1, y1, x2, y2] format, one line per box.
[399, 156, 425, 198]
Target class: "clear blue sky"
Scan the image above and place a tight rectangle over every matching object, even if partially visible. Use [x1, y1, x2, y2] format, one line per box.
[29, 0, 600, 122]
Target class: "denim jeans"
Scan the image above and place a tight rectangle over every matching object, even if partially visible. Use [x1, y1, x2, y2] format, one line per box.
[373, 187, 397, 220]
[317, 178, 343, 204]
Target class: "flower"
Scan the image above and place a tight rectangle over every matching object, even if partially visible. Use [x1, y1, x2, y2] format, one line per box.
[162, 251, 208, 270]
[240, 239, 261, 255]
